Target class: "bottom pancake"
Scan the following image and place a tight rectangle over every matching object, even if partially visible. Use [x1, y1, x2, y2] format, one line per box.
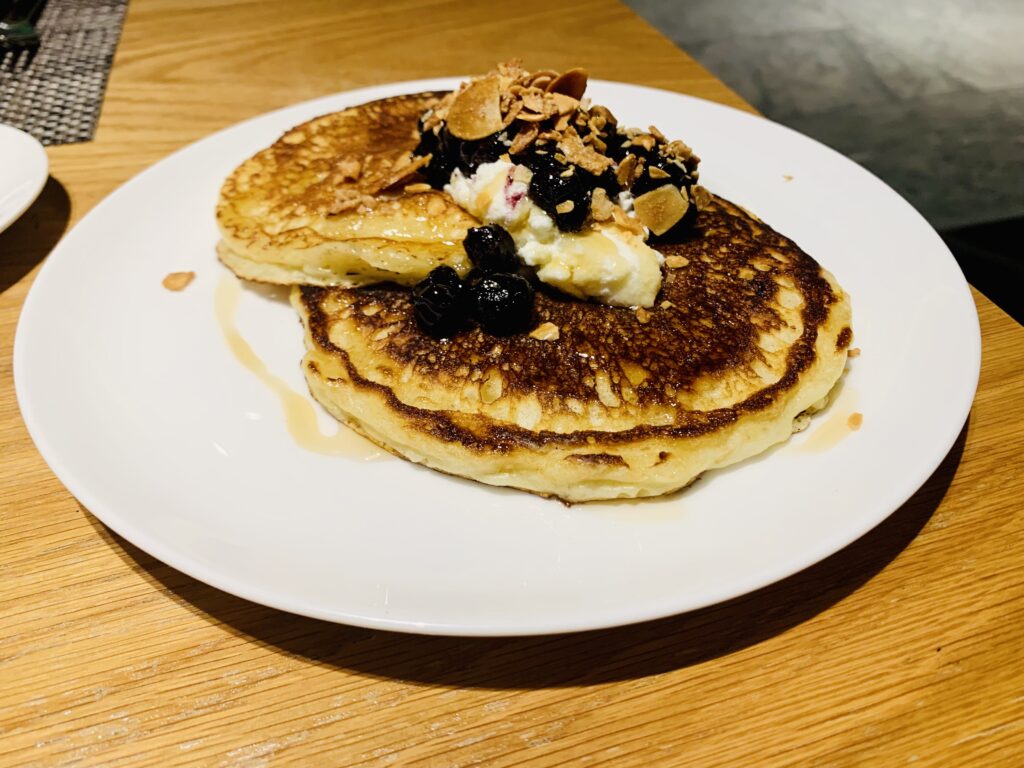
[291, 196, 853, 502]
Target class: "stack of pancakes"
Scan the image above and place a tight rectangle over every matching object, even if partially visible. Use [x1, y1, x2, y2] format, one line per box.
[217, 93, 852, 502]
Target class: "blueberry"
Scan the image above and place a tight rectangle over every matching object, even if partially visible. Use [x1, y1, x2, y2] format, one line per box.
[470, 273, 535, 336]
[629, 147, 696, 196]
[458, 133, 508, 172]
[464, 224, 519, 274]
[414, 128, 464, 189]
[603, 130, 630, 161]
[525, 160, 591, 232]
[412, 266, 468, 337]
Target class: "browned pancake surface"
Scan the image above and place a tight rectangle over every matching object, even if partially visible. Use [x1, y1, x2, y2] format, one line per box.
[297, 196, 851, 448]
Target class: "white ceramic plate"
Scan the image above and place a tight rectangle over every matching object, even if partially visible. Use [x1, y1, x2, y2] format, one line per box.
[0, 123, 47, 234]
[14, 79, 980, 636]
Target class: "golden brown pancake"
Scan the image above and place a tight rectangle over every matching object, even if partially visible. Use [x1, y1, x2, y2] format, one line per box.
[217, 93, 477, 287]
[292, 195, 853, 502]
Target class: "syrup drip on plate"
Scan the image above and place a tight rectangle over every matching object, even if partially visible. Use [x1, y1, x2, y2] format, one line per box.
[215, 275, 389, 461]
[797, 391, 861, 453]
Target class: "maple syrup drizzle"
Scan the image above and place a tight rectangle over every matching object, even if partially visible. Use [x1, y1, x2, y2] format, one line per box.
[215, 275, 389, 461]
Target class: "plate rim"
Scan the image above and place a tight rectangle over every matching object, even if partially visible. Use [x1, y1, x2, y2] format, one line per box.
[0, 123, 48, 235]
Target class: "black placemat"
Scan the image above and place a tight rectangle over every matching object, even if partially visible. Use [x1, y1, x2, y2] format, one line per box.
[0, 0, 129, 146]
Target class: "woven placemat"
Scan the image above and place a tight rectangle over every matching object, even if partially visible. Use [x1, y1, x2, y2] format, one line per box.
[0, 0, 129, 146]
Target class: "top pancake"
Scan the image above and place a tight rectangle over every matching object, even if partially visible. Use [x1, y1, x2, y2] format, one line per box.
[217, 92, 477, 286]
[293, 195, 853, 501]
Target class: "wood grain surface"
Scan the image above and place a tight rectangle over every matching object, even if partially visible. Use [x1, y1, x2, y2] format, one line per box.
[2, 1, 1022, 765]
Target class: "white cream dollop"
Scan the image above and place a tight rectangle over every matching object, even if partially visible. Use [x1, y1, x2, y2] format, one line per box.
[444, 160, 663, 308]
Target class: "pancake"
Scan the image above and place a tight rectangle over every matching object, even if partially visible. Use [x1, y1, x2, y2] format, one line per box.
[217, 93, 477, 287]
[292, 195, 853, 502]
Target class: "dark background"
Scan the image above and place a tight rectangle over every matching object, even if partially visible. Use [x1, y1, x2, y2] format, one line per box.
[626, 0, 1024, 323]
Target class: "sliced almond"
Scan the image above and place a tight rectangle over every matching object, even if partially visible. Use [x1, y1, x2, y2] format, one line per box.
[403, 182, 432, 194]
[558, 127, 613, 174]
[690, 184, 712, 209]
[633, 185, 690, 235]
[550, 92, 579, 115]
[527, 69, 559, 88]
[509, 122, 539, 154]
[635, 307, 651, 324]
[555, 200, 575, 214]
[632, 133, 656, 152]
[590, 104, 617, 128]
[521, 89, 547, 114]
[615, 153, 638, 188]
[529, 322, 560, 341]
[446, 73, 504, 140]
[529, 74, 554, 91]
[546, 67, 588, 100]
[373, 152, 431, 192]
[590, 187, 613, 221]
[512, 164, 534, 184]
[162, 271, 194, 291]
[611, 205, 646, 236]
[648, 166, 671, 180]
[516, 110, 549, 123]
[501, 99, 524, 126]
[665, 255, 689, 268]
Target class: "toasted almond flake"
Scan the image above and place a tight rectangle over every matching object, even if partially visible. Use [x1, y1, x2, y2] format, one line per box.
[559, 167, 574, 178]
[691, 184, 712, 208]
[550, 92, 579, 115]
[512, 164, 534, 184]
[529, 322, 560, 340]
[634, 185, 689, 235]
[557, 128, 613, 174]
[501, 99, 524, 126]
[848, 347, 861, 358]
[648, 166, 671, 179]
[635, 307, 651, 324]
[370, 152, 431, 192]
[590, 104, 617, 127]
[648, 125, 666, 142]
[555, 200, 575, 214]
[546, 67, 588, 100]
[616, 154, 638, 188]
[521, 89, 547, 114]
[162, 271, 194, 291]
[527, 69, 558, 87]
[509, 122, 539, 154]
[665, 255, 689, 268]
[516, 110, 549, 123]
[660, 300, 674, 309]
[403, 182, 432, 194]
[590, 187, 613, 221]
[611, 205, 646, 235]
[632, 133, 656, 152]
[848, 412, 864, 430]
[446, 73, 504, 140]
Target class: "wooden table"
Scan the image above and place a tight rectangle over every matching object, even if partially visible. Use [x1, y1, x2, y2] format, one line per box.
[3, 1, 1022, 765]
